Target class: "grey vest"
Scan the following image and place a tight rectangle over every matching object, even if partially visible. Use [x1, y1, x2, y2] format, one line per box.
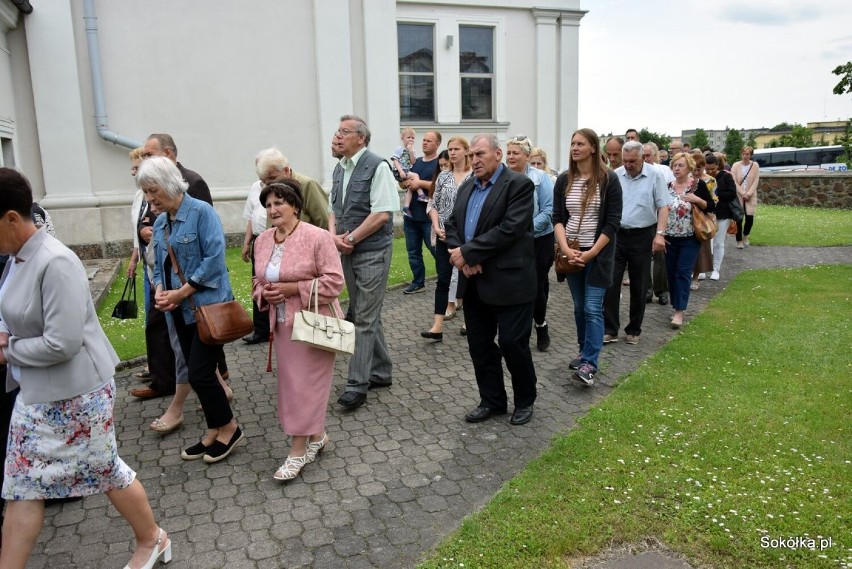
[330, 149, 394, 252]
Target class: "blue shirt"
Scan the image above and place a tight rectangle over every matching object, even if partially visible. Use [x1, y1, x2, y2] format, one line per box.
[464, 164, 504, 243]
[409, 157, 438, 222]
[526, 165, 554, 238]
[614, 163, 668, 229]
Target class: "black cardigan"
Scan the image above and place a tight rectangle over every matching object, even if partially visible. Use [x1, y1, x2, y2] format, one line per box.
[712, 170, 738, 220]
[552, 169, 622, 288]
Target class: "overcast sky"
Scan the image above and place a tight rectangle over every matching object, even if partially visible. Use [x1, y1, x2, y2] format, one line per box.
[577, 0, 852, 137]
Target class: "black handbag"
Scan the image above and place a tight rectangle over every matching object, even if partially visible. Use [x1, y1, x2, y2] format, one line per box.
[111, 276, 138, 319]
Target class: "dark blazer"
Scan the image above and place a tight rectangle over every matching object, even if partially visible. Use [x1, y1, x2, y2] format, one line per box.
[445, 166, 536, 306]
[177, 162, 213, 205]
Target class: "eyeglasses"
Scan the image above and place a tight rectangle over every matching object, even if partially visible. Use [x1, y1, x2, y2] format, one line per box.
[334, 129, 356, 137]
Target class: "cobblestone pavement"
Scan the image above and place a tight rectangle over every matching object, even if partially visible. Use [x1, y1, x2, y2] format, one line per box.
[29, 244, 851, 568]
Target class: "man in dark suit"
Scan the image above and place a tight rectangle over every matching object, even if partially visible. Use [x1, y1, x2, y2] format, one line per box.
[142, 133, 213, 205]
[444, 133, 538, 425]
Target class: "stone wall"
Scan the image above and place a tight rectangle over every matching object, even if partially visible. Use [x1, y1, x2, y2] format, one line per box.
[759, 172, 852, 209]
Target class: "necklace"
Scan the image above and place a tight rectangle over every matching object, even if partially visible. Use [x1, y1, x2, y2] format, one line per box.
[273, 219, 300, 244]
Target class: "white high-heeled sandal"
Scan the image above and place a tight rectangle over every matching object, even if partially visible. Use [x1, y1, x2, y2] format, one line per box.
[273, 454, 308, 481]
[124, 527, 171, 569]
[306, 433, 330, 463]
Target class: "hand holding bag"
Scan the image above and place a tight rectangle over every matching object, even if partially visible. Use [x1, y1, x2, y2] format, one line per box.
[554, 238, 583, 274]
[165, 230, 253, 345]
[111, 276, 138, 319]
[291, 278, 355, 355]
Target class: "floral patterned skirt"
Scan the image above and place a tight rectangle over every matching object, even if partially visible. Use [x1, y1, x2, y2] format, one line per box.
[2, 379, 136, 500]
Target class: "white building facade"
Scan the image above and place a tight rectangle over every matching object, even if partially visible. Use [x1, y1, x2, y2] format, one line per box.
[1, 0, 584, 255]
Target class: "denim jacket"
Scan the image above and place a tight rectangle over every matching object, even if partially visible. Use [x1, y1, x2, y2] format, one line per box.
[151, 194, 233, 324]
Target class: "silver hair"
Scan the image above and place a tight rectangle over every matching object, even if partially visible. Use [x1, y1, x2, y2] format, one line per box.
[470, 133, 501, 151]
[255, 147, 289, 178]
[643, 141, 659, 153]
[339, 114, 371, 146]
[622, 140, 644, 155]
[135, 156, 188, 197]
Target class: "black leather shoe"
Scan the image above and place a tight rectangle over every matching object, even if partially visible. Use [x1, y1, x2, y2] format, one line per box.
[465, 406, 507, 423]
[420, 330, 443, 341]
[338, 391, 367, 410]
[510, 406, 534, 425]
[658, 294, 669, 306]
[645, 293, 653, 304]
[535, 324, 550, 352]
[460, 326, 467, 336]
[242, 333, 267, 345]
[368, 381, 392, 390]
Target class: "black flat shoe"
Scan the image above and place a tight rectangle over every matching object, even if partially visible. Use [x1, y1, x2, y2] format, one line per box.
[181, 440, 209, 461]
[510, 406, 534, 425]
[337, 391, 367, 410]
[242, 333, 267, 345]
[420, 330, 443, 341]
[464, 406, 507, 423]
[460, 327, 467, 336]
[203, 427, 244, 463]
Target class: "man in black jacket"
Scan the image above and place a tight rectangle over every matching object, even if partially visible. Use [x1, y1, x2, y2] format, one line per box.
[445, 133, 538, 426]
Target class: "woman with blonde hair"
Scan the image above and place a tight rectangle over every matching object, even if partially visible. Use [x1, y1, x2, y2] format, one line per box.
[421, 136, 471, 340]
[553, 129, 622, 386]
[731, 146, 759, 248]
[529, 147, 558, 181]
[663, 152, 715, 328]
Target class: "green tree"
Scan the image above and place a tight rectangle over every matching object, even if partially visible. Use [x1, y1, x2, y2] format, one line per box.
[769, 122, 792, 132]
[834, 119, 852, 168]
[689, 128, 709, 150]
[745, 134, 758, 149]
[766, 123, 815, 148]
[831, 61, 852, 95]
[723, 128, 744, 159]
[637, 128, 671, 150]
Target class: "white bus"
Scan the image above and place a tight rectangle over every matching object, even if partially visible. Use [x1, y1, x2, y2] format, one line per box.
[752, 145, 847, 172]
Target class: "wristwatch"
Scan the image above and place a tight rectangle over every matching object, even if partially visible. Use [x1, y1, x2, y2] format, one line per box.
[656, 231, 665, 235]
[347, 234, 356, 244]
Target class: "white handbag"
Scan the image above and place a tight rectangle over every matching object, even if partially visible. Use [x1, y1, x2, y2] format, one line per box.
[291, 279, 355, 355]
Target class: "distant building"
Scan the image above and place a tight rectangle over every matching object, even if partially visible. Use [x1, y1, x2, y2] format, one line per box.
[1, 0, 586, 255]
[682, 120, 849, 152]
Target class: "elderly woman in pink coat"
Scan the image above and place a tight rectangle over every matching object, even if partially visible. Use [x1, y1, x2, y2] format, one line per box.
[251, 179, 344, 481]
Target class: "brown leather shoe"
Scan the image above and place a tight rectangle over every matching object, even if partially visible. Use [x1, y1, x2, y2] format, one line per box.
[130, 386, 167, 400]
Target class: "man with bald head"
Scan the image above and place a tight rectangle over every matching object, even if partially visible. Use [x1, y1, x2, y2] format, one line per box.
[142, 133, 212, 205]
[605, 137, 624, 169]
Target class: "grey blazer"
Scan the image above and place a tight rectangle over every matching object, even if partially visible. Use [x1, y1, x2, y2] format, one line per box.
[0, 229, 119, 405]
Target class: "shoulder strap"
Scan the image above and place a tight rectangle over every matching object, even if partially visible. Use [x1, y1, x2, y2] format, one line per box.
[164, 225, 197, 311]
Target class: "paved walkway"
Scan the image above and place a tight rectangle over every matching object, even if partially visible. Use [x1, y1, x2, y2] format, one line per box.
[29, 244, 851, 568]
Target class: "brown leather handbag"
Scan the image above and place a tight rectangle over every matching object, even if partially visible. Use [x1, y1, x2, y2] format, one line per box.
[554, 238, 583, 274]
[165, 233, 253, 345]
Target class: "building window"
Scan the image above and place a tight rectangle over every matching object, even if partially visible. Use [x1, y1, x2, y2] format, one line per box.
[459, 25, 493, 121]
[0, 137, 14, 168]
[398, 23, 435, 122]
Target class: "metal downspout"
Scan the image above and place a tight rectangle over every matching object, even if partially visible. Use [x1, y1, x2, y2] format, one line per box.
[82, 0, 142, 149]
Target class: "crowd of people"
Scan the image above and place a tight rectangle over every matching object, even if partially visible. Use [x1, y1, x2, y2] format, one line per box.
[0, 117, 760, 566]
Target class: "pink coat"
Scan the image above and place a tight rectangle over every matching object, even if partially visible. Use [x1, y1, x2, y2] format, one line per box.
[251, 222, 344, 329]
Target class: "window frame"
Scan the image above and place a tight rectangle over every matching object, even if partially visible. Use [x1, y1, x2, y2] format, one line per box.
[397, 21, 437, 123]
[458, 24, 495, 122]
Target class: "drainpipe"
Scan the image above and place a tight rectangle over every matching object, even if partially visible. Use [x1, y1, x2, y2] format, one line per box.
[82, 0, 142, 149]
[11, 0, 32, 14]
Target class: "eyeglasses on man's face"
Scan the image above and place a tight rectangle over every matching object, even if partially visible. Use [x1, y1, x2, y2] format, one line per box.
[334, 129, 357, 138]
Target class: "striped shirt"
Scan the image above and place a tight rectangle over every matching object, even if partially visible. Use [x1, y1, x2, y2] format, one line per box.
[564, 177, 600, 248]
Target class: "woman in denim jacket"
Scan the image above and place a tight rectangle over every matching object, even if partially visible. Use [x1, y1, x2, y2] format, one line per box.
[138, 157, 244, 464]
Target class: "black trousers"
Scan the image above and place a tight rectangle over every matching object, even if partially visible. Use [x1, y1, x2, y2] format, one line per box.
[647, 250, 668, 296]
[171, 309, 235, 429]
[533, 232, 555, 325]
[463, 278, 537, 411]
[736, 213, 754, 241]
[433, 239, 453, 315]
[250, 236, 270, 338]
[604, 226, 655, 336]
[145, 293, 177, 395]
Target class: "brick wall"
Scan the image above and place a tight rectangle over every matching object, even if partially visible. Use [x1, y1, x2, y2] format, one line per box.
[759, 173, 852, 209]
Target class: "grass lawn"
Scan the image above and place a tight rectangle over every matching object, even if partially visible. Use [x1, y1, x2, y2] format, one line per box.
[97, 237, 435, 361]
[420, 264, 851, 569]
[749, 204, 852, 246]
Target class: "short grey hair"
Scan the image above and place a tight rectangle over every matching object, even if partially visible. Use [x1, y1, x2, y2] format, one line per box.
[135, 156, 188, 197]
[643, 141, 659, 154]
[623, 140, 643, 155]
[339, 114, 371, 146]
[470, 133, 501, 151]
[146, 133, 178, 157]
[255, 147, 289, 178]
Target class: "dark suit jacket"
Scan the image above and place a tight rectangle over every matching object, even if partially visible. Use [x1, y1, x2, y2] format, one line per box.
[445, 166, 536, 306]
[177, 162, 213, 205]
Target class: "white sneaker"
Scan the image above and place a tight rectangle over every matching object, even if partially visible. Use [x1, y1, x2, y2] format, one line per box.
[697, 273, 706, 281]
[710, 271, 720, 281]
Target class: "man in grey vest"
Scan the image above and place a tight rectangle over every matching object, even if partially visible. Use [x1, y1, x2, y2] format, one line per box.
[329, 115, 399, 410]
